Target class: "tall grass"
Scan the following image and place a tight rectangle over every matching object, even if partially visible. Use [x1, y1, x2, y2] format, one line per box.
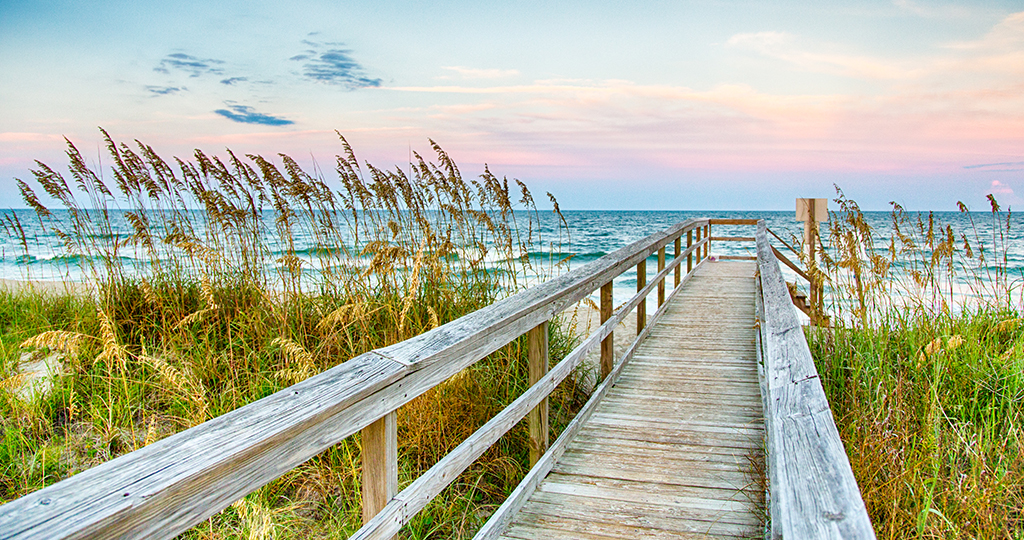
[810, 188, 1024, 538]
[0, 131, 588, 538]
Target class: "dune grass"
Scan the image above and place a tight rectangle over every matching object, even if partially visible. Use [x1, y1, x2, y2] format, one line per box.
[0, 131, 587, 539]
[809, 190, 1024, 538]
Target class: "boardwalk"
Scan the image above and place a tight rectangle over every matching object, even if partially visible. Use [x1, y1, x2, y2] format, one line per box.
[2, 220, 874, 540]
[499, 261, 765, 539]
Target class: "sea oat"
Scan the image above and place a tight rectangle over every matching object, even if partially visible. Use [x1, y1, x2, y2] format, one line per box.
[20, 331, 91, 357]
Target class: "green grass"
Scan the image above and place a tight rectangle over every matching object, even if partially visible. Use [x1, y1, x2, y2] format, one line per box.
[809, 190, 1024, 539]
[810, 309, 1024, 538]
[0, 131, 589, 539]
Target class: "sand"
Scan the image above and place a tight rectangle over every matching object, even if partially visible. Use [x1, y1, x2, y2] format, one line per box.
[556, 302, 650, 391]
[0, 278, 95, 297]
[2, 278, 92, 401]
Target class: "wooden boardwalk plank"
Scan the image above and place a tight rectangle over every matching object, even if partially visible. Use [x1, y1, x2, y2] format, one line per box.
[494, 261, 765, 539]
[542, 473, 761, 509]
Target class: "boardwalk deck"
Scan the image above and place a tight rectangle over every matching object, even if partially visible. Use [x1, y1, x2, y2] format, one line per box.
[498, 261, 765, 539]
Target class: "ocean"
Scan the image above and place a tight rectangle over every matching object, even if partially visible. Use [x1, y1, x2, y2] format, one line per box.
[4, 208, 1024, 311]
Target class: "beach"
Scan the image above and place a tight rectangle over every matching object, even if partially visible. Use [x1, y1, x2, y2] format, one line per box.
[559, 302, 647, 390]
[0, 278, 94, 297]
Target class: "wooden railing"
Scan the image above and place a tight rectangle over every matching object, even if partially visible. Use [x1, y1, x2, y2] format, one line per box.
[0, 219, 713, 540]
[754, 220, 874, 539]
[708, 218, 825, 324]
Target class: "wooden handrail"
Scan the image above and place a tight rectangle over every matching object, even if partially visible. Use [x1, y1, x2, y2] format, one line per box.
[767, 226, 801, 258]
[754, 221, 874, 539]
[708, 218, 759, 225]
[709, 235, 754, 242]
[0, 218, 710, 540]
[474, 256, 705, 539]
[772, 245, 812, 283]
[355, 241, 700, 540]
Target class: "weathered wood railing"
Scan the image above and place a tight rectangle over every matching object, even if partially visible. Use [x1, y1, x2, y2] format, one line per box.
[754, 220, 875, 539]
[677, 218, 873, 537]
[708, 218, 824, 324]
[0, 218, 712, 540]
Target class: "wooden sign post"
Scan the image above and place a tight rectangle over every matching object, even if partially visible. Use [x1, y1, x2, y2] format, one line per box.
[796, 198, 827, 325]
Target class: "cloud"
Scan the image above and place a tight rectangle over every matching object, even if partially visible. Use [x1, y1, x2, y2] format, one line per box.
[441, 66, 520, 79]
[726, 31, 918, 80]
[939, 12, 1024, 76]
[893, 0, 980, 20]
[378, 71, 1024, 177]
[292, 41, 381, 89]
[726, 31, 791, 49]
[990, 180, 1015, 195]
[220, 77, 248, 86]
[964, 161, 1024, 170]
[965, 161, 1024, 173]
[214, 104, 294, 126]
[146, 85, 183, 96]
[155, 53, 225, 77]
[727, 12, 1024, 88]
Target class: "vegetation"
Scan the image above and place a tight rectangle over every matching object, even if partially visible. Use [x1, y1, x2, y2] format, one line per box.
[0, 131, 587, 538]
[7, 129, 1024, 539]
[810, 190, 1024, 538]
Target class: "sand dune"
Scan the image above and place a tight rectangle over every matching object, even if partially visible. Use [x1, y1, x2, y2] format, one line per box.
[0, 278, 95, 297]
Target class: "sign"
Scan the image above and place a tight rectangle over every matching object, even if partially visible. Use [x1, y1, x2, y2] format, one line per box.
[796, 198, 828, 222]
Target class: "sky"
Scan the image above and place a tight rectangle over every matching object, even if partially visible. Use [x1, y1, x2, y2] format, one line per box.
[1, 0, 1022, 211]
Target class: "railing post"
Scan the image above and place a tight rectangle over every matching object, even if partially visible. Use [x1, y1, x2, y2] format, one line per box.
[527, 321, 549, 467]
[636, 258, 647, 334]
[687, 230, 693, 272]
[657, 246, 666, 307]
[798, 198, 828, 326]
[704, 224, 710, 260]
[361, 411, 398, 528]
[674, 236, 681, 287]
[600, 281, 614, 380]
[695, 227, 702, 264]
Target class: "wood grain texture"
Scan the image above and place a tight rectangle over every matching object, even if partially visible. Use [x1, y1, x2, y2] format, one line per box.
[771, 245, 811, 282]
[657, 247, 666, 307]
[636, 259, 647, 334]
[709, 219, 759, 226]
[362, 411, 398, 528]
[703, 225, 710, 259]
[674, 237, 682, 287]
[687, 230, 694, 273]
[528, 322, 550, 467]
[695, 227, 703, 264]
[474, 258, 706, 540]
[477, 261, 766, 539]
[709, 236, 756, 242]
[755, 221, 875, 539]
[600, 281, 614, 380]
[353, 239, 702, 540]
[0, 219, 709, 540]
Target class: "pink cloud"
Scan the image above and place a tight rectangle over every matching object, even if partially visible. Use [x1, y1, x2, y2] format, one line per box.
[372, 13, 1024, 178]
[991, 180, 1014, 195]
[380, 73, 1024, 176]
[987, 180, 1022, 207]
